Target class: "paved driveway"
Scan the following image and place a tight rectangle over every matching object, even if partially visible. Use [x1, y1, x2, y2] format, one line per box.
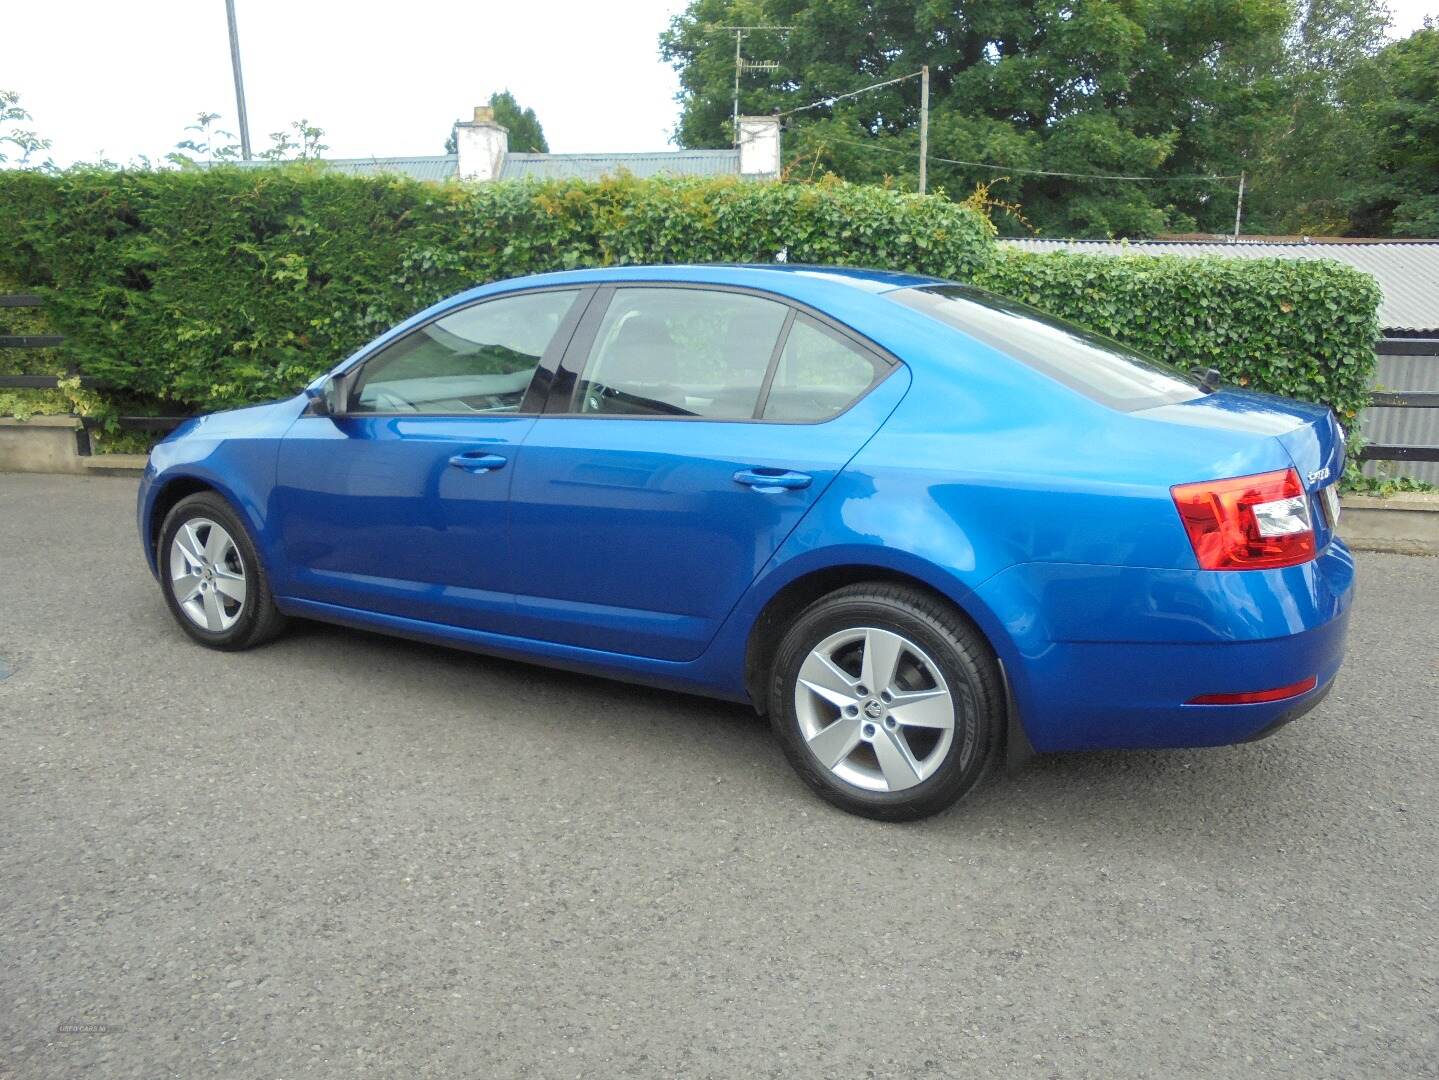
[1, 472, 1436, 1079]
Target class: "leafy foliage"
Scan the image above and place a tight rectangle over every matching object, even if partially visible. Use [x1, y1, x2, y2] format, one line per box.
[0, 90, 52, 167]
[168, 113, 329, 166]
[0, 168, 1381, 437]
[1344, 26, 1439, 237]
[168, 113, 244, 165]
[488, 90, 549, 154]
[976, 247, 1381, 421]
[660, 0, 1415, 238]
[445, 90, 550, 154]
[0, 169, 993, 411]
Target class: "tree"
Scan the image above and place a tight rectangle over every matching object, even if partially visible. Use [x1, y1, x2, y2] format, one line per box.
[0, 90, 52, 168]
[1344, 25, 1439, 236]
[1233, 0, 1393, 234]
[168, 112, 243, 166]
[445, 90, 550, 154]
[169, 114, 328, 165]
[659, 0, 1395, 237]
[259, 119, 329, 161]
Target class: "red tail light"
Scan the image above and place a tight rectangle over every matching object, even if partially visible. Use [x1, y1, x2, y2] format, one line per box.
[1188, 676, 1318, 705]
[1171, 467, 1315, 570]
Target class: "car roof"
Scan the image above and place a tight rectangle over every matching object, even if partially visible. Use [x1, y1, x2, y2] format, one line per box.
[450, 263, 948, 306]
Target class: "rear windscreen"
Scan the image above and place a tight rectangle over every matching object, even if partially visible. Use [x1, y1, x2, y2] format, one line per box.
[889, 284, 1206, 411]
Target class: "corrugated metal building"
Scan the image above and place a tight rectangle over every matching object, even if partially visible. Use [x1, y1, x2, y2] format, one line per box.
[1002, 238, 1439, 482]
[500, 149, 742, 181]
[252, 148, 749, 184]
[264, 155, 458, 182]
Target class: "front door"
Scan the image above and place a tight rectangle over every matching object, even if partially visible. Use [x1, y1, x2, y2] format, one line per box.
[508, 286, 906, 661]
[273, 287, 586, 633]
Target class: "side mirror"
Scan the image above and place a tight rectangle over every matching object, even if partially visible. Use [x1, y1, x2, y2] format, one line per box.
[306, 376, 345, 417]
[305, 382, 330, 416]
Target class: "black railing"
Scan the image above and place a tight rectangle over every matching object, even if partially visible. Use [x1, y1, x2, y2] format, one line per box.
[0, 294, 191, 438]
[1361, 338, 1439, 464]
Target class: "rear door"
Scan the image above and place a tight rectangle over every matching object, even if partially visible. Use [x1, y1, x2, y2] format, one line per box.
[273, 286, 587, 633]
[507, 284, 907, 661]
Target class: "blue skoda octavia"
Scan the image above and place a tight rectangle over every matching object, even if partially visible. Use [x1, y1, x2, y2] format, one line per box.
[138, 264, 1352, 820]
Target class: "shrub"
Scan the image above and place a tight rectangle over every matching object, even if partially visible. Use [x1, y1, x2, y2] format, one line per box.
[0, 169, 1382, 426]
[0, 168, 994, 411]
[976, 247, 1382, 421]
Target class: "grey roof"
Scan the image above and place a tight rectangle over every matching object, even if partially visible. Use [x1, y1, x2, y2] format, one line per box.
[310, 155, 459, 182]
[220, 155, 459, 182]
[500, 149, 742, 181]
[218, 148, 748, 184]
[1002, 238, 1439, 334]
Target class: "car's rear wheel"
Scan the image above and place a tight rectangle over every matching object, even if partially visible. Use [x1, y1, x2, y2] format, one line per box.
[158, 492, 287, 651]
[768, 583, 1004, 821]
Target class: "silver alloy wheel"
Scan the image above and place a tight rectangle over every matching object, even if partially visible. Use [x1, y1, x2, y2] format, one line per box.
[794, 627, 956, 792]
[168, 518, 247, 632]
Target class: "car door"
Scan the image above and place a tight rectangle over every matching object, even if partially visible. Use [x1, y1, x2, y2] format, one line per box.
[507, 284, 908, 662]
[272, 286, 589, 633]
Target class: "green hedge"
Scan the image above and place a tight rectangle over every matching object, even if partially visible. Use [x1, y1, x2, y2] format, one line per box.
[0, 168, 1381, 423]
[0, 169, 994, 411]
[975, 248, 1382, 421]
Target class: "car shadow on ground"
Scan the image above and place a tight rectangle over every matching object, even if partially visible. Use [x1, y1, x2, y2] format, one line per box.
[260, 615, 1319, 843]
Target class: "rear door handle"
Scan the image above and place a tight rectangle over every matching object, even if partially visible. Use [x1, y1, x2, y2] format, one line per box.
[448, 451, 508, 473]
[733, 468, 812, 493]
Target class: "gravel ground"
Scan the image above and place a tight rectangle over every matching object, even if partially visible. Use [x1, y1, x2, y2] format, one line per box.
[1, 471, 1436, 1079]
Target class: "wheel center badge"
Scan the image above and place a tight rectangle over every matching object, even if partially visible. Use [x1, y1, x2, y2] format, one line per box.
[864, 699, 884, 719]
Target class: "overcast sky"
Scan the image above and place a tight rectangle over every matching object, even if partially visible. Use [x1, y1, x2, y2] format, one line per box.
[3, 0, 1436, 168]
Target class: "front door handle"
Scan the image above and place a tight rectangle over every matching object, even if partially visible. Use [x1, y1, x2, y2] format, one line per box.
[449, 451, 508, 474]
[733, 468, 812, 493]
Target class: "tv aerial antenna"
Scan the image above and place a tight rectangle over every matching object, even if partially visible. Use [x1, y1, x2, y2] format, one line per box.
[712, 25, 794, 146]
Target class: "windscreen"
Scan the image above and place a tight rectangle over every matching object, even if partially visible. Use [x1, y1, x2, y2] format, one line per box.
[889, 284, 1206, 411]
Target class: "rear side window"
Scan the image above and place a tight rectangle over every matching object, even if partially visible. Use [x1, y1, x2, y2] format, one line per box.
[573, 287, 789, 419]
[351, 289, 579, 414]
[889, 284, 1204, 411]
[762, 315, 884, 421]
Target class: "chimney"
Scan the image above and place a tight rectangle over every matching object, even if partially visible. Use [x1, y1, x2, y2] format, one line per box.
[454, 105, 508, 182]
[737, 115, 781, 179]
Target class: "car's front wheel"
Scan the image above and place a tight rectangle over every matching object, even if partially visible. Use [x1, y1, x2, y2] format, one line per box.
[158, 492, 287, 651]
[768, 583, 1004, 821]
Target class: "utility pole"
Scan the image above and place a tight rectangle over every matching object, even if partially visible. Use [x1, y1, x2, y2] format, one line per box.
[1233, 170, 1246, 241]
[918, 65, 930, 195]
[224, 0, 253, 160]
[732, 30, 743, 146]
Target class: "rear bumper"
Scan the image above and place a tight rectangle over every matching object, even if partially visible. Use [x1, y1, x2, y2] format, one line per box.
[977, 540, 1355, 751]
[1239, 675, 1335, 743]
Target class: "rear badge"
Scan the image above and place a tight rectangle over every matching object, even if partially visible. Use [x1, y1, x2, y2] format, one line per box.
[1307, 466, 1330, 485]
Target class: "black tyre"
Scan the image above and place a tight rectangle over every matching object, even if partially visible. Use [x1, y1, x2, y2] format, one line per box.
[767, 583, 1004, 821]
[157, 492, 288, 651]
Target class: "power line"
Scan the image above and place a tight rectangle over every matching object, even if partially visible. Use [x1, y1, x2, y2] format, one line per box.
[776, 71, 925, 118]
[810, 132, 1241, 183]
[721, 55, 1240, 186]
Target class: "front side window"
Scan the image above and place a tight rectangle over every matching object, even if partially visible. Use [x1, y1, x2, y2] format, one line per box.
[351, 289, 580, 414]
[889, 284, 1204, 411]
[573, 288, 789, 419]
[762, 314, 885, 421]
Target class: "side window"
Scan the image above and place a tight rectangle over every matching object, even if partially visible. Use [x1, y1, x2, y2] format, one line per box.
[350, 289, 580, 414]
[762, 314, 885, 421]
[573, 288, 788, 419]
